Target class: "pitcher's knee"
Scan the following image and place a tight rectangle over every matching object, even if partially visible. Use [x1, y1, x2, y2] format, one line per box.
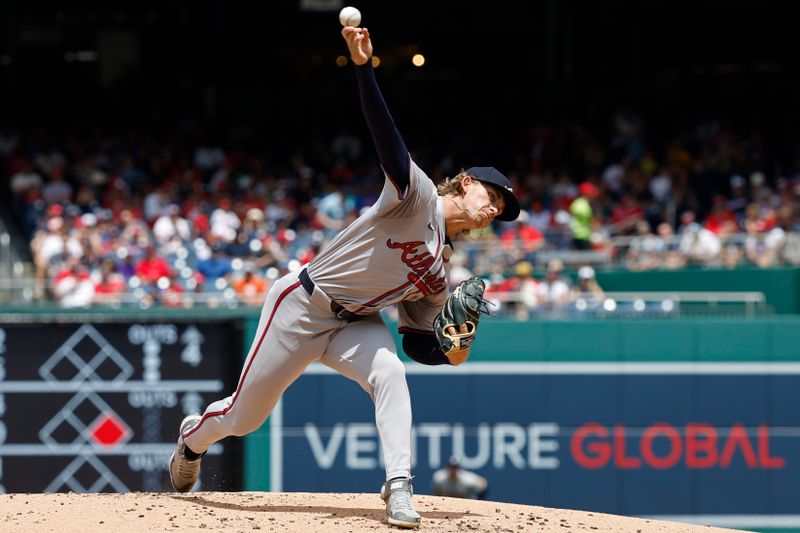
[370, 353, 407, 388]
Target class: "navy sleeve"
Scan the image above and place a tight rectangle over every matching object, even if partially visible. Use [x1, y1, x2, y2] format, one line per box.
[354, 63, 410, 193]
[402, 331, 451, 366]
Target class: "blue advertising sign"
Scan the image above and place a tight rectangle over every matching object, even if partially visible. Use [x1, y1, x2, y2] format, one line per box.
[272, 362, 800, 527]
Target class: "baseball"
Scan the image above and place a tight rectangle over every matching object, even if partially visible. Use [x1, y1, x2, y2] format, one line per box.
[339, 6, 362, 27]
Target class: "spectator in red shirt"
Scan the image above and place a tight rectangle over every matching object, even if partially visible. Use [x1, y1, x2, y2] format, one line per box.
[485, 261, 540, 319]
[94, 259, 127, 304]
[704, 194, 738, 235]
[610, 190, 644, 235]
[135, 247, 173, 283]
[499, 211, 544, 257]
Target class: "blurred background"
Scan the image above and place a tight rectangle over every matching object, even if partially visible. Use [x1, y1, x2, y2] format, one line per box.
[0, 1, 798, 531]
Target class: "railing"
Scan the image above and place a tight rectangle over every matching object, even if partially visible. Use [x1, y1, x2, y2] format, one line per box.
[0, 275, 770, 319]
[0, 277, 249, 309]
[484, 290, 770, 319]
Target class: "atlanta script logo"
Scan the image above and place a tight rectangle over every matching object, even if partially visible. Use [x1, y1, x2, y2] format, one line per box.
[386, 239, 447, 296]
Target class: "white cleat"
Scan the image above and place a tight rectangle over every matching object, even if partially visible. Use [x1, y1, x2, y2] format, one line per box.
[380, 477, 421, 529]
[168, 414, 203, 492]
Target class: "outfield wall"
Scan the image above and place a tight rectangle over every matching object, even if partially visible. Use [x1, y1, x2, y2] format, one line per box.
[245, 317, 800, 532]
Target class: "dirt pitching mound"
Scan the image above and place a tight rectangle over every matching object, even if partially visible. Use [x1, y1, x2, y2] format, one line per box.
[0, 492, 743, 532]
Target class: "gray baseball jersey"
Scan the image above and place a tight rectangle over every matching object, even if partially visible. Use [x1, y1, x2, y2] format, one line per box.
[308, 158, 450, 330]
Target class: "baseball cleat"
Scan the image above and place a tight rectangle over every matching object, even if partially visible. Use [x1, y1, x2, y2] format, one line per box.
[168, 414, 203, 492]
[380, 477, 421, 529]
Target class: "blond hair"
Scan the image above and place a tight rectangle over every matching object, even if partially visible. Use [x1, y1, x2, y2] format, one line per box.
[436, 169, 470, 197]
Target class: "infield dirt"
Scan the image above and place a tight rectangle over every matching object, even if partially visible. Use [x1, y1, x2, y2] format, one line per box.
[0, 491, 747, 532]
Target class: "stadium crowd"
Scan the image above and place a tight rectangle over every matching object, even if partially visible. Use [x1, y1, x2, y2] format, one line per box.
[2, 114, 800, 312]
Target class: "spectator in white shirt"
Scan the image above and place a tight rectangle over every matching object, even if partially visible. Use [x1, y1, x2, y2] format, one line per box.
[536, 258, 572, 307]
[209, 198, 241, 243]
[153, 204, 191, 245]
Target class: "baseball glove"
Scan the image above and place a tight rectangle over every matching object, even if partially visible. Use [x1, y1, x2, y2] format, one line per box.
[433, 277, 490, 365]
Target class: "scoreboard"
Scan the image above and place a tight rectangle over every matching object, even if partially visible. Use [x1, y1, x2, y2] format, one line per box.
[0, 321, 242, 493]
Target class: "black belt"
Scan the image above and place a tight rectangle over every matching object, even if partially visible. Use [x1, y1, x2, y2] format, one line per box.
[299, 269, 362, 322]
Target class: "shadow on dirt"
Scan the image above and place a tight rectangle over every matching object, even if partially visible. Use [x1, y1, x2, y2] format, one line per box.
[170, 494, 479, 526]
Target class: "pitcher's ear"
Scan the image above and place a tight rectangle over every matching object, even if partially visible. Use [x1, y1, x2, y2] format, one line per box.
[460, 175, 474, 195]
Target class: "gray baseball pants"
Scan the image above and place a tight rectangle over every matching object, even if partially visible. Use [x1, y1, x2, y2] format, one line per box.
[181, 270, 413, 481]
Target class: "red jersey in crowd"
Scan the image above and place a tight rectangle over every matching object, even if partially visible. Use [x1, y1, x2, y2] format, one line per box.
[135, 253, 173, 282]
